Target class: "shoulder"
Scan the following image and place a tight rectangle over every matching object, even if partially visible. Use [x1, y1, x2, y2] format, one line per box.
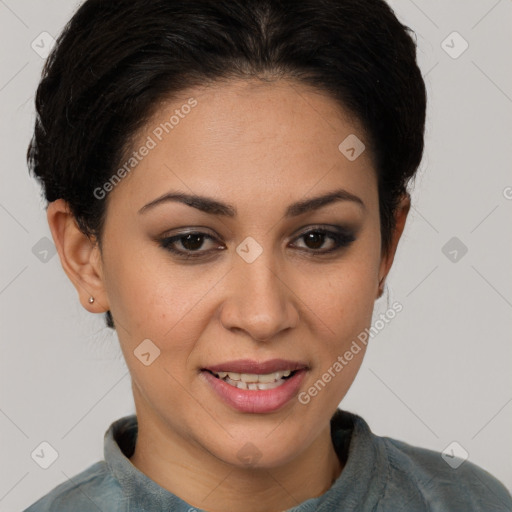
[23, 461, 125, 512]
[379, 435, 512, 511]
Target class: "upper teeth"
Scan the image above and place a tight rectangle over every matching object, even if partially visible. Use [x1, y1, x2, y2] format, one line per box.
[214, 370, 292, 383]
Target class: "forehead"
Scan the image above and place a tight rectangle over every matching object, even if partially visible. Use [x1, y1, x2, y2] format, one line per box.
[108, 78, 377, 215]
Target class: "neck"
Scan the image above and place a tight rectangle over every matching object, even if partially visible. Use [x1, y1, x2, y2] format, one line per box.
[129, 411, 343, 512]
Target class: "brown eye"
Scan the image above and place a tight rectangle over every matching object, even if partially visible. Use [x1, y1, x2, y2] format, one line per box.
[292, 228, 355, 254]
[159, 232, 223, 258]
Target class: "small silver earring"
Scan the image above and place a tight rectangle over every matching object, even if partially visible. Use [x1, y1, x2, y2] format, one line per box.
[88, 296, 95, 304]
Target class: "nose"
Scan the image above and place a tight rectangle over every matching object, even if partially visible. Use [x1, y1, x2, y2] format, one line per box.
[219, 249, 299, 342]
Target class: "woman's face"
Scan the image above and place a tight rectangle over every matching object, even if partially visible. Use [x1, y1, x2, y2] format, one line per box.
[93, 79, 398, 468]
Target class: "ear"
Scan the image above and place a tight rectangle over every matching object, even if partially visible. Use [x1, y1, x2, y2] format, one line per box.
[376, 193, 411, 299]
[46, 199, 109, 312]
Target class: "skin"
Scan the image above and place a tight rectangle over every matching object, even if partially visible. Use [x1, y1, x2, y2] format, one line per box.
[47, 78, 409, 512]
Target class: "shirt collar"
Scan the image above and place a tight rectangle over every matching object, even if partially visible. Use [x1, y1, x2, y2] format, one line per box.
[104, 408, 388, 511]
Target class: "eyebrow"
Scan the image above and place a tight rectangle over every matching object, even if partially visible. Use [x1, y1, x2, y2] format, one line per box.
[138, 188, 365, 217]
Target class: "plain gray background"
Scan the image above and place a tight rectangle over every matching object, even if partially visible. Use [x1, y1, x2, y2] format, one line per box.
[1, 0, 511, 510]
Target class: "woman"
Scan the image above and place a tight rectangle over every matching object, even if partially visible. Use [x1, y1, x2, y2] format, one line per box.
[24, 0, 512, 510]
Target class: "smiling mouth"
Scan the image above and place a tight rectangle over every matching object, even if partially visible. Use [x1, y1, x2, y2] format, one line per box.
[204, 369, 299, 391]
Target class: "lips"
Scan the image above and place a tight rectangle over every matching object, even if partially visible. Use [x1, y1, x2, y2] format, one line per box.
[200, 358, 309, 413]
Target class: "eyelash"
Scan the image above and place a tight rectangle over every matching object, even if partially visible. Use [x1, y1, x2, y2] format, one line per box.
[158, 227, 356, 259]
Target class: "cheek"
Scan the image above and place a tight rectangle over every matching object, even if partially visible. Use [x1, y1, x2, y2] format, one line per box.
[307, 248, 380, 337]
[102, 229, 192, 328]
[295, 231, 380, 393]
[293, 256, 378, 411]
[105, 253, 212, 398]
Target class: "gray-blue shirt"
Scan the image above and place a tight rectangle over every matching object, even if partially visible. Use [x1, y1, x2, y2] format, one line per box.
[24, 409, 512, 511]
